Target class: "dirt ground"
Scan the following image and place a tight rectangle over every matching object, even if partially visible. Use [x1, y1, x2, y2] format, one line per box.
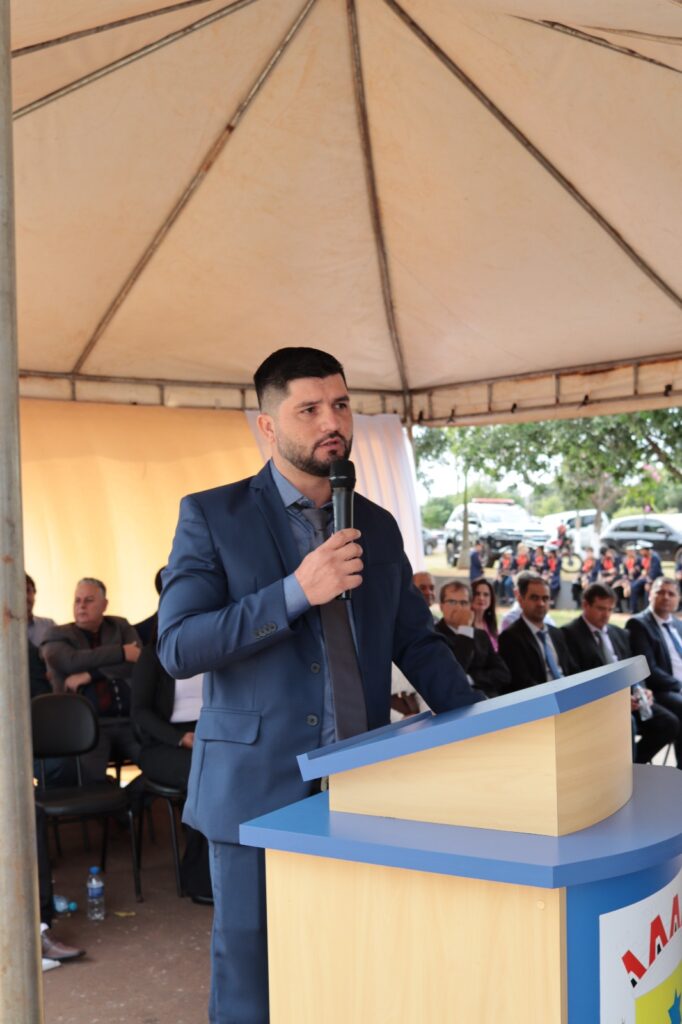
[41, 797, 212, 1024]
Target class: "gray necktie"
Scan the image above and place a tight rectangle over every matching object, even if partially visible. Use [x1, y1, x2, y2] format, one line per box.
[300, 507, 368, 740]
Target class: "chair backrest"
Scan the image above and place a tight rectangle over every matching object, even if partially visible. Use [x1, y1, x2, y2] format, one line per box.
[31, 693, 99, 758]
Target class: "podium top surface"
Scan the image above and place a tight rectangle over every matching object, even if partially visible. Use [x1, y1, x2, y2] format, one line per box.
[241, 765, 682, 889]
[297, 656, 648, 781]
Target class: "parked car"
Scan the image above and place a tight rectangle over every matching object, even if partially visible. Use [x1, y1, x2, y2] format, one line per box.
[599, 513, 682, 562]
[422, 528, 439, 555]
[541, 509, 610, 555]
[522, 517, 550, 549]
[444, 499, 534, 567]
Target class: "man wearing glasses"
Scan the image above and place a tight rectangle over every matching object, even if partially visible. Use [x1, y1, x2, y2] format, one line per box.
[436, 580, 510, 698]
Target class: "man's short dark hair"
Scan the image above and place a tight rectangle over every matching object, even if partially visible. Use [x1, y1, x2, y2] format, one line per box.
[440, 580, 472, 604]
[254, 347, 346, 411]
[78, 577, 107, 598]
[516, 571, 547, 598]
[26, 573, 36, 590]
[582, 582, 616, 605]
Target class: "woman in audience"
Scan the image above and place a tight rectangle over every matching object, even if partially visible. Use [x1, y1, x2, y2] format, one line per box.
[471, 576, 501, 653]
[132, 619, 212, 903]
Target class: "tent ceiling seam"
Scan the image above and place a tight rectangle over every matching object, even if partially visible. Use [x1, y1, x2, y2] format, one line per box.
[585, 24, 682, 46]
[12, 0, 221, 57]
[419, 351, 682, 396]
[70, 0, 319, 375]
[416, 389, 682, 427]
[383, 0, 682, 313]
[346, 0, 411, 420]
[517, 19, 682, 76]
[13, 0, 264, 120]
[18, 371, 682, 420]
[23, 349, 682, 399]
[20, 368, 401, 398]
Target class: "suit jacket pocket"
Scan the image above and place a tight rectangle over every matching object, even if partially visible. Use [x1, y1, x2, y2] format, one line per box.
[196, 707, 261, 744]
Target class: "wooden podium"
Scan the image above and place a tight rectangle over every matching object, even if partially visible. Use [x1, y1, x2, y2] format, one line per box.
[241, 657, 682, 1023]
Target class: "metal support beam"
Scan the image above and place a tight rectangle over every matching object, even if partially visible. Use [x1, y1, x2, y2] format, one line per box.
[0, 2, 44, 1021]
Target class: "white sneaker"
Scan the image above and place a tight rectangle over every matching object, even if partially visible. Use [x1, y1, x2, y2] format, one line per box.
[42, 957, 61, 972]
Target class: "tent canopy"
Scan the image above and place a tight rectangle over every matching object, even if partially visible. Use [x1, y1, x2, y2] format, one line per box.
[10, 0, 682, 423]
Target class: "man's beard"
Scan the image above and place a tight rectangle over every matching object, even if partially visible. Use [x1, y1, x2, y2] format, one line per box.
[277, 432, 352, 478]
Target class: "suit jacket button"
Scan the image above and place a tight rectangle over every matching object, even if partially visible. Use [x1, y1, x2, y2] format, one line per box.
[306, 714, 319, 727]
[267, 622, 277, 633]
[310, 662, 321, 673]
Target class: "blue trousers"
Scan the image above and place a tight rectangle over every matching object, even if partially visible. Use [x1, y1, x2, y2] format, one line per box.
[208, 841, 269, 1024]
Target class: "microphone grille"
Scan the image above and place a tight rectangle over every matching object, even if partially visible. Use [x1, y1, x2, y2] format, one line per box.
[329, 459, 355, 489]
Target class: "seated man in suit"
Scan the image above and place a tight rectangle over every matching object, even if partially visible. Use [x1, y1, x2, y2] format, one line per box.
[562, 583, 677, 764]
[498, 572, 576, 693]
[412, 571, 436, 610]
[41, 578, 142, 782]
[627, 576, 682, 767]
[435, 580, 510, 698]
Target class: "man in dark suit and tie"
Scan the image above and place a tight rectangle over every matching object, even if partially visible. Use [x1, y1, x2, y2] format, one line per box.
[498, 572, 576, 693]
[435, 580, 510, 697]
[157, 347, 482, 1023]
[627, 576, 682, 767]
[562, 583, 677, 763]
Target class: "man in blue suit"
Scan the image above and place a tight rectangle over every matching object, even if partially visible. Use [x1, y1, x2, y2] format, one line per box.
[627, 576, 682, 767]
[157, 347, 480, 1023]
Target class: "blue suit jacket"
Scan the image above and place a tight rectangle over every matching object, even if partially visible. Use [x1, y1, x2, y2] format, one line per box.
[626, 609, 682, 694]
[158, 463, 480, 843]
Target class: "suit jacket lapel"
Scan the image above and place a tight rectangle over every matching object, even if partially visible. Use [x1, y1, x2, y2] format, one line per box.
[646, 610, 673, 674]
[249, 462, 301, 578]
[519, 619, 545, 677]
[578, 617, 606, 666]
[348, 496, 369, 663]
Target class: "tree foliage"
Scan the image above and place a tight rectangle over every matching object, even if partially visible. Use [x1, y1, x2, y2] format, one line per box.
[415, 408, 682, 520]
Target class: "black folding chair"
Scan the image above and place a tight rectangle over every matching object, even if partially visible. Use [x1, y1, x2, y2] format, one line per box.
[136, 777, 186, 898]
[32, 693, 142, 902]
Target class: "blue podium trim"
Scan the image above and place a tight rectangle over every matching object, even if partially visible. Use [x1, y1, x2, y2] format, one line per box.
[240, 765, 682, 890]
[297, 657, 648, 780]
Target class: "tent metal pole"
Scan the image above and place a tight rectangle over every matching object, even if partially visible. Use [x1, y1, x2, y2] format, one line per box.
[0, 2, 44, 1020]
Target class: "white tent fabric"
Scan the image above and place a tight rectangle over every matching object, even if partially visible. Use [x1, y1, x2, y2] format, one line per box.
[10, 0, 682, 424]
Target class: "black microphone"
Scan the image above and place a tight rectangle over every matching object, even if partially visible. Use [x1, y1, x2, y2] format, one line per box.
[329, 458, 356, 600]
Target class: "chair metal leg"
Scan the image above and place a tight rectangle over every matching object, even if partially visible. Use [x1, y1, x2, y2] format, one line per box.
[136, 800, 145, 870]
[125, 808, 143, 902]
[100, 816, 109, 871]
[52, 819, 63, 858]
[165, 798, 184, 898]
[147, 803, 156, 845]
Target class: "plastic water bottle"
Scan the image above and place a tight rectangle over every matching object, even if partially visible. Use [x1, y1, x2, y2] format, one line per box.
[633, 685, 653, 721]
[86, 866, 105, 921]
